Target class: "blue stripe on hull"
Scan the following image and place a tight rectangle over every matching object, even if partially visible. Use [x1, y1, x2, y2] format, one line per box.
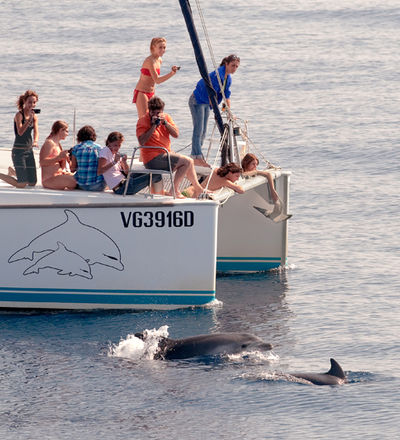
[217, 257, 281, 272]
[0, 287, 215, 307]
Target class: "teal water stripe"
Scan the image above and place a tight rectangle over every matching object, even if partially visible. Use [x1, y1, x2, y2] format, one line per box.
[216, 260, 280, 272]
[0, 292, 215, 305]
[217, 257, 281, 261]
[0, 286, 214, 295]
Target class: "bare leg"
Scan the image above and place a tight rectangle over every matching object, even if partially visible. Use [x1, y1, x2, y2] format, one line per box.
[8, 167, 16, 177]
[135, 92, 149, 118]
[150, 180, 164, 195]
[42, 174, 77, 190]
[265, 173, 279, 202]
[0, 173, 27, 188]
[135, 92, 149, 162]
[174, 155, 204, 197]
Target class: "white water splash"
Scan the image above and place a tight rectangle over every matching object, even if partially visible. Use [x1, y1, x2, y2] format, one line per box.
[108, 325, 170, 361]
[227, 350, 279, 363]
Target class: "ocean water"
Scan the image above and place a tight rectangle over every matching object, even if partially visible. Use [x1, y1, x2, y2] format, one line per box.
[1, 1, 399, 439]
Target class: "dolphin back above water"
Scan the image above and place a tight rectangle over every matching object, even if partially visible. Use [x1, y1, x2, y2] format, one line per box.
[135, 332, 273, 360]
[289, 358, 347, 385]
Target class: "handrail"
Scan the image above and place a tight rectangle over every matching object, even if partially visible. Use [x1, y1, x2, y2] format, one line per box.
[124, 146, 176, 198]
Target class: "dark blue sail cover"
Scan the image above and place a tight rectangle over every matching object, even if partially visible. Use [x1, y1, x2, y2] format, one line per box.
[179, 0, 225, 136]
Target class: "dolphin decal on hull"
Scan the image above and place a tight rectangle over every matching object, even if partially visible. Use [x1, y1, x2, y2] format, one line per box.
[9, 209, 124, 271]
[23, 241, 93, 279]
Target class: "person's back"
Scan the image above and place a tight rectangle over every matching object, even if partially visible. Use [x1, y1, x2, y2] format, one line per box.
[70, 125, 105, 192]
[182, 163, 243, 197]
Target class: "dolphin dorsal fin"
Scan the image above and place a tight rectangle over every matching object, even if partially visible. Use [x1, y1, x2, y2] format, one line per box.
[327, 358, 346, 379]
[64, 209, 80, 224]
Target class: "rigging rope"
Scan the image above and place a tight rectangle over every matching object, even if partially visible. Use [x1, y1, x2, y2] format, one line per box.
[193, 0, 232, 116]
[192, 0, 279, 175]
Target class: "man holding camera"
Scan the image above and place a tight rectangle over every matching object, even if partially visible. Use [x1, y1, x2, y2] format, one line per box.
[136, 96, 204, 198]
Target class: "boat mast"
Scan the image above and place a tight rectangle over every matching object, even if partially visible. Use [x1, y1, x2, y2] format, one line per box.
[179, 0, 225, 139]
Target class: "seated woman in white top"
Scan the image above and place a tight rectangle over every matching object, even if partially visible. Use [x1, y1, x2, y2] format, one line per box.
[97, 131, 160, 195]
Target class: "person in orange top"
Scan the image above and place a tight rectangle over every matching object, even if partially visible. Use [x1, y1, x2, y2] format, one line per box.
[136, 96, 203, 198]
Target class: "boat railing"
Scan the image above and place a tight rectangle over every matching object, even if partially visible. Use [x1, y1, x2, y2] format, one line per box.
[124, 146, 176, 198]
[205, 113, 249, 167]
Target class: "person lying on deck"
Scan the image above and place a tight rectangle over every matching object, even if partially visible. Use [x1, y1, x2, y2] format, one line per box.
[241, 153, 279, 202]
[97, 131, 160, 195]
[182, 163, 244, 198]
[40, 120, 77, 190]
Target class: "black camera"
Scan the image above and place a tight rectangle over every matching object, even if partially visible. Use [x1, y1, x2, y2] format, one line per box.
[154, 117, 161, 126]
[33, 109, 41, 114]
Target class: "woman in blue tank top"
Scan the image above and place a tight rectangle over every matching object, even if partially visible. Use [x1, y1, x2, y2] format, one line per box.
[188, 55, 240, 167]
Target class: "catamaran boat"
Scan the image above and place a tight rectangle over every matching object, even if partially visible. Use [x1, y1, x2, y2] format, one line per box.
[0, 0, 291, 310]
[0, 136, 290, 310]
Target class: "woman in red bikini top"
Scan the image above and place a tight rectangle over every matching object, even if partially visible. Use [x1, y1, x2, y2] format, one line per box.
[133, 37, 180, 118]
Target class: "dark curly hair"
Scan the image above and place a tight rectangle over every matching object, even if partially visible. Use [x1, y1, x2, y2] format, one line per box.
[217, 163, 242, 177]
[148, 96, 165, 111]
[77, 125, 97, 142]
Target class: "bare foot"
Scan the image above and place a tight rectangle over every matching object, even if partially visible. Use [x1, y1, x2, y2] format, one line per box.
[165, 190, 186, 198]
[193, 158, 211, 168]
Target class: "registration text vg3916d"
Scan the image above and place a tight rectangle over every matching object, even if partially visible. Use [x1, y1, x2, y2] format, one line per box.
[120, 210, 194, 228]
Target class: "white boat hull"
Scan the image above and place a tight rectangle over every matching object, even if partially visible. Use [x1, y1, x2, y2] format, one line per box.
[0, 202, 218, 310]
[216, 172, 291, 273]
[0, 150, 218, 310]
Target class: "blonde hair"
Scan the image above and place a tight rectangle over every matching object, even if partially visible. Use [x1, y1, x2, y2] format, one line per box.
[150, 37, 167, 52]
[16, 90, 39, 111]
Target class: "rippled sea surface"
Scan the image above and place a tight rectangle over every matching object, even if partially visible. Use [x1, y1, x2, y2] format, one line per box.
[1, 1, 399, 439]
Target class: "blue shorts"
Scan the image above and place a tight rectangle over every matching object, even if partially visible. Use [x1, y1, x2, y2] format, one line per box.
[77, 180, 106, 192]
[113, 173, 161, 195]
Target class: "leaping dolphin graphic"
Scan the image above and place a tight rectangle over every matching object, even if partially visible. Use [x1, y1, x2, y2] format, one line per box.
[9, 209, 124, 271]
[23, 241, 93, 279]
[288, 358, 347, 386]
[135, 332, 273, 360]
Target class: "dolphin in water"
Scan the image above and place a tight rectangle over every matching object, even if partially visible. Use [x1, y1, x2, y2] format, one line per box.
[135, 332, 273, 360]
[23, 241, 93, 279]
[288, 358, 347, 386]
[9, 209, 124, 271]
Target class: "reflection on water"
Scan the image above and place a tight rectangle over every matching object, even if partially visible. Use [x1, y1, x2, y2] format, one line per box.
[213, 270, 293, 349]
